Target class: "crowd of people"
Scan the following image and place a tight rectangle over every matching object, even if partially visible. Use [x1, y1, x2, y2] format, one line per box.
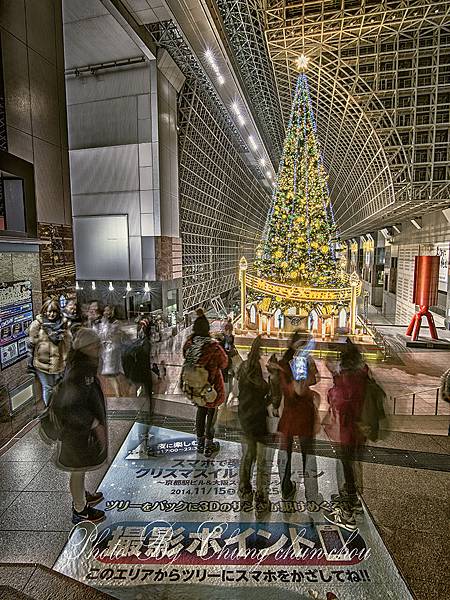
[181, 309, 384, 530]
[31, 298, 152, 524]
[32, 297, 386, 531]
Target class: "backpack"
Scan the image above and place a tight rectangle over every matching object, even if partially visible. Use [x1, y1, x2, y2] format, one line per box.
[181, 363, 217, 407]
[121, 337, 150, 384]
[357, 377, 386, 441]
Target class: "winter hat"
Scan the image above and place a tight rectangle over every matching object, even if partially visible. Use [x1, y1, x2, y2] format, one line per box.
[193, 308, 210, 337]
[73, 327, 101, 351]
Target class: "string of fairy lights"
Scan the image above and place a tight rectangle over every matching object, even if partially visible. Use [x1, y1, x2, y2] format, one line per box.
[254, 58, 341, 291]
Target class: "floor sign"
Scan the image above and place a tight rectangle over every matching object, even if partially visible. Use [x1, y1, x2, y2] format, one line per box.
[55, 423, 413, 600]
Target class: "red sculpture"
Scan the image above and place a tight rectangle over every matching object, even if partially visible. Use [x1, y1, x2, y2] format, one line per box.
[406, 255, 439, 341]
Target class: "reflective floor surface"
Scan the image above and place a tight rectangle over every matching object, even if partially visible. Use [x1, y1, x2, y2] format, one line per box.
[54, 422, 414, 600]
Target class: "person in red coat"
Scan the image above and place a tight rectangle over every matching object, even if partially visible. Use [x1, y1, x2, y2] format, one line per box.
[277, 333, 321, 504]
[183, 309, 228, 457]
[323, 339, 369, 530]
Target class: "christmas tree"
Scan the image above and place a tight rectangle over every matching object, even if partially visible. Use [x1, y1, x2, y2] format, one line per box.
[255, 70, 338, 287]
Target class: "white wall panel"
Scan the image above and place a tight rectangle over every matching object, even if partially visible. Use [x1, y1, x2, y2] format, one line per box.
[63, 13, 141, 69]
[139, 166, 153, 190]
[139, 143, 152, 167]
[63, 0, 108, 24]
[137, 94, 151, 120]
[66, 66, 150, 106]
[129, 235, 143, 280]
[68, 96, 138, 149]
[69, 145, 139, 195]
[73, 215, 130, 280]
[141, 213, 154, 236]
[143, 258, 156, 281]
[142, 236, 155, 259]
[139, 190, 154, 213]
[72, 192, 141, 236]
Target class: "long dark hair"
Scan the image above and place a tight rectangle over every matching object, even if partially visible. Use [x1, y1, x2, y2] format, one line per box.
[243, 335, 263, 384]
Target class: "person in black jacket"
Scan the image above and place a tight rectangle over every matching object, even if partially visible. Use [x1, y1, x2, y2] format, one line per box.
[237, 335, 274, 515]
[52, 327, 108, 524]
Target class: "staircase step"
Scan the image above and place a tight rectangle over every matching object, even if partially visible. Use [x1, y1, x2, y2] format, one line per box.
[0, 563, 114, 600]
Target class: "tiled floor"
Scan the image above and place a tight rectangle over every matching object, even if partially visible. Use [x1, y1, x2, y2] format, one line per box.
[0, 407, 448, 599]
[0, 413, 135, 570]
[0, 320, 448, 598]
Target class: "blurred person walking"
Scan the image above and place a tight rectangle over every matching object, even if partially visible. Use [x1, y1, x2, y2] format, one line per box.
[63, 297, 84, 337]
[122, 318, 153, 452]
[277, 333, 322, 506]
[237, 335, 274, 516]
[440, 368, 450, 436]
[267, 353, 283, 415]
[182, 309, 228, 457]
[323, 340, 369, 530]
[87, 300, 103, 329]
[95, 305, 125, 397]
[43, 328, 107, 524]
[27, 299, 71, 406]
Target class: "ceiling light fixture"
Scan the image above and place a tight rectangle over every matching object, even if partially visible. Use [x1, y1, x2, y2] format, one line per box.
[410, 218, 422, 230]
[126, 282, 132, 292]
[231, 102, 245, 126]
[205, 48, 225, 86]
[248, 135, 257, 150]
[108, 281, 114, 291]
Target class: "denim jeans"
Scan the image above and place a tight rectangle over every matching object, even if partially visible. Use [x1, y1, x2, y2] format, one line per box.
[36, 370, 63, 406]
[335, 444, 362, 498]
[196, 406, 217, 441]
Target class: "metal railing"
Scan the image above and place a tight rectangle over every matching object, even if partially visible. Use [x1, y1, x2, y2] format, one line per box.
[389, 387, 449, 416]
[358, 315, 392, 360]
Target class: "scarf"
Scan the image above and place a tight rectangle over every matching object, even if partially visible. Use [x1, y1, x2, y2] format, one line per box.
[184, 336, 212, 367]
[42, 318, 66, 345]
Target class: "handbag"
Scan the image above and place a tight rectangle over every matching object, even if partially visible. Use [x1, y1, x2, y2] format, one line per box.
[39, 381, 63, 445]
[321, 404, 342, 442]
[266, 404, 280, 434]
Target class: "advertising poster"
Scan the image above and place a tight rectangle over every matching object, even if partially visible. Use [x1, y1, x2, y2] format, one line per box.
[435, 243, 449, 293]
[55, 424, 413, 600]
[0, 280, 33, 369]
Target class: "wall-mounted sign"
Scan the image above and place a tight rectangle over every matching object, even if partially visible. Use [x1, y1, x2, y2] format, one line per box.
[435, 243, 449, 293]
[0, 280, 33, 369]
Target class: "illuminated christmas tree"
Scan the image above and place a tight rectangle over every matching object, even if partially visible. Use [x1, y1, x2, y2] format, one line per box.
[255, 68, 338, 287]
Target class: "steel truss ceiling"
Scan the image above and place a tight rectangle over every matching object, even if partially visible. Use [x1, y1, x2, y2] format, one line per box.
[215, 0, 285, 166]
[146, 22, 271, 310]
[216, 0, 450, 237]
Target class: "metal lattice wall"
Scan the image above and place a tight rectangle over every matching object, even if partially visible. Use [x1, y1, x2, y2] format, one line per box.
[146, 22, 271, 311]
[264, 0, 450, 237]
[215, 0, 285, 167]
